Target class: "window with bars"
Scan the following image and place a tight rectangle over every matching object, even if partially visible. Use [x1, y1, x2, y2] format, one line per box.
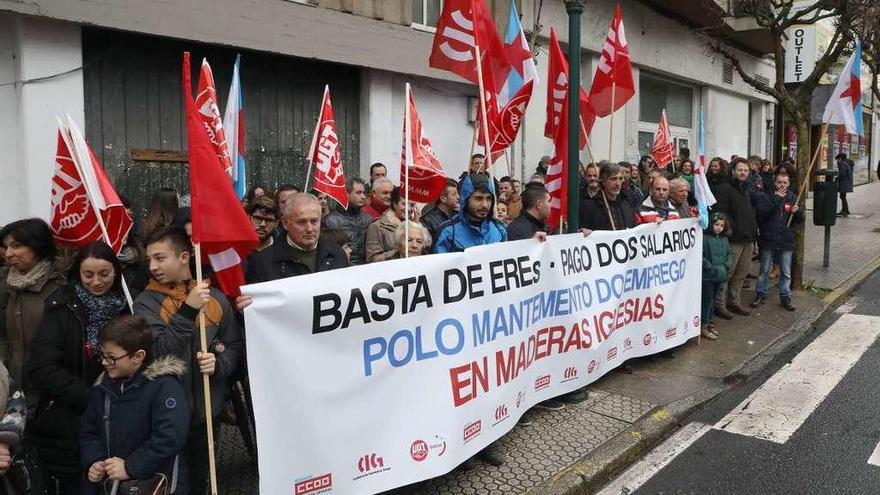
[412, 0, 443, 27]
[722, 61, 734, 85]
[638, 74, 694, 128]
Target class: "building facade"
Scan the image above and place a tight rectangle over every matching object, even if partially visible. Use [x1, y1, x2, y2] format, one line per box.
[0, 0, 778, 224]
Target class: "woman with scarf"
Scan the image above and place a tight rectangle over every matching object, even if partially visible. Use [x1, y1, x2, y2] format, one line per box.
[1, 219, 66, 397]
[28, 241, 129, 494]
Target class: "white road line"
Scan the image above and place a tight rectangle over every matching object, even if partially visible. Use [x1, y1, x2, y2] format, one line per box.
[715, 313, 880, 444]
[835, 296, 863, 314]
[868, 442, 880, 467]
[596, 422, 712, 495]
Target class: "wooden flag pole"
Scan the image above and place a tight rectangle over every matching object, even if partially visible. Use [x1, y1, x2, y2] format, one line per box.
[608, 82, 616, 161]
[303, 85, 328, 192]
[193, 243, 219, 495]
[789, 121, 828, 227]
[469, 122, 479, 168]
[601, 190, 616, 230]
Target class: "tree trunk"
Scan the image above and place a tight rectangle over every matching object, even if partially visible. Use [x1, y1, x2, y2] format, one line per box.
[791, 114, 812, 290]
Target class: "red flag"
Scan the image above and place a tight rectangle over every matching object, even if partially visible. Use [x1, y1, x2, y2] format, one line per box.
[306, 86, 348, 209]
[195, 60, 233, 176]
[431, 0, 509, 155]
[588, 4, 635, 117]
[401, 85, 448, 203]
[544, 27, 595, 150]
[545, 97, 570, 232]
[477, 79, 534, 155]
[50, 123, 132, 254]
[651, 109, 675, 168]
[183, 52, 258, 298]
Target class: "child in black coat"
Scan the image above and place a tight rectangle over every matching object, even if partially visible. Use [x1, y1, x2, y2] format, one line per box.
[79, 315, 190, 494]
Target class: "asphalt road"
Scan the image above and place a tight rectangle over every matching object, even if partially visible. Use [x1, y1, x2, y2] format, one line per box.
[599, 268, 880, 495]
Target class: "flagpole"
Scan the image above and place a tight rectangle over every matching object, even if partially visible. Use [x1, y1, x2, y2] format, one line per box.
[59, 116, 135, 312]
[601, 190, 616, 230]
[469, 121, 478, 167]
[608, 82, 616, 161]
[789, 120, 828, 227]
[404, 83, 411, 258]
[504, 150, 513, 178]
[473, 44, 495, 182]
[304, 85, 328, 192]
[192, 244, 219, 495]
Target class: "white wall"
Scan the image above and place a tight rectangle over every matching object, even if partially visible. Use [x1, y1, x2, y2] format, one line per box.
[0, 13, 23, 224]
[360, 69, 479, 182]
[706, 88, 750, 160]
[0, 14, 84, 225]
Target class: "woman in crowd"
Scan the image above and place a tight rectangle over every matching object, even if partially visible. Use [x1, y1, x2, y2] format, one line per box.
[141, 187, 179, 239]
[775, 160, 798, 192]
[29, 241, 129, 494]
[0, 219, 66, 396]
[393, 222, 428, 259]
[678, 160, 695, 190]
[707, 157, 728, 196]
[759, 159, 775, 193]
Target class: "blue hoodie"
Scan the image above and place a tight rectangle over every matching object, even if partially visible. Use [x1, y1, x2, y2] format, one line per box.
[434, 174, 507, 253]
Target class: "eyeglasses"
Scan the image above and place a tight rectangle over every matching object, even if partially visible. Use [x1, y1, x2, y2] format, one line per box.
[100, 352, 131, 365]
[250, 215, 277, 225]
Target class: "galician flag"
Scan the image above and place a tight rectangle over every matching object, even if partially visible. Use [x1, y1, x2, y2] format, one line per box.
[694, 105, 716, 229]
[822, 39, 864, 136]
[497, 0, 538, 109]
[223, 54, 247, 198]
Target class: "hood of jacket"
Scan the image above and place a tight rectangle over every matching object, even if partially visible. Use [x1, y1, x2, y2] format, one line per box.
[458, 173, 496, 221]
[143, 355, 187, 381]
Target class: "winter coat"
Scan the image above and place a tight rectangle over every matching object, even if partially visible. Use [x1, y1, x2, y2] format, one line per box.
[435, 175, 507, 253]
[2, 260, 66, 396]
[622, 183, 645, 210]
[323, 204, 374, 264]
[711, 177, 760, 243]
[364, 210, 432, 262]
[80, 356, 190, 495]
[421, 206, 455, 251]
[133, 281, 242, 424]
[754, 189, 804, 251]
[836, 159, 854, 193]
[579, 193, 637, 231]
[703, 232, 733, 283]
[760, 172, 775, 195]
[245, 236, 350, 284]
[506, 211, 546, 241]
[635, 197, 681, 224]
[28, 286, 126, 478]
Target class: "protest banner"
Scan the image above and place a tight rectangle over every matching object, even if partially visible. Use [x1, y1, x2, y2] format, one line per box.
[243, 219, 702, 495]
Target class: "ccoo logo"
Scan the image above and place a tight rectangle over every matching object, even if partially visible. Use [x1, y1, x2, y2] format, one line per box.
[357, 453, 384, 473]
[294, 473, 332, 495]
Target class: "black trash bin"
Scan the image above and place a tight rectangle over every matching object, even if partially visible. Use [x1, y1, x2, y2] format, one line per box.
[813, 169, 839, 227]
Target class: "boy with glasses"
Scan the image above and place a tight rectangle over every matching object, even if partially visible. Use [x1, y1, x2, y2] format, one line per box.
[246, 197, 278, 251]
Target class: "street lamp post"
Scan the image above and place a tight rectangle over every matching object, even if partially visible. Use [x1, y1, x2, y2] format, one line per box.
[565, 0, 585, 233]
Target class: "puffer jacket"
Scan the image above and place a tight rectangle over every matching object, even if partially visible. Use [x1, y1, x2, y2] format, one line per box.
[365, 210, 431, 262]
[28, 285, 127, 478]
[754, 189, 804, 251]
[133, 280, 242, 424]
[323, 204, 374, 264]
[703, 231, 733, 283]
[435, 174, 506, 253]
[80, 356, 190, 495]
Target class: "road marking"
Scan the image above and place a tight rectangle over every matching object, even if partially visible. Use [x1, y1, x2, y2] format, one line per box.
[715, 313, 880, 444]
[834, 296, 863, 314]
[596, 422, 712, 495]
[868, 442, 880, 467]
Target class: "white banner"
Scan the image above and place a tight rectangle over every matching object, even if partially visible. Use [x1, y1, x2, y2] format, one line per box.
[243, 219, 703, 495]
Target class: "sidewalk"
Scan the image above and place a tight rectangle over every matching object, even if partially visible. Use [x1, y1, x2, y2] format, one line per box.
[213, 183, 880, 494]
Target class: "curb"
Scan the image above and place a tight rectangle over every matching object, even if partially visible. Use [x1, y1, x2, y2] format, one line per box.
[525, 257, 880, 495]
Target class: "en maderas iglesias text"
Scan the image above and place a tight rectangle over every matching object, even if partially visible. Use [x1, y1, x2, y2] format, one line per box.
[311, 226, 697, 406]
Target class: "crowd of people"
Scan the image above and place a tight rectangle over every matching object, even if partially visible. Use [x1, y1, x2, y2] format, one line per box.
[0, 149, 827, 492]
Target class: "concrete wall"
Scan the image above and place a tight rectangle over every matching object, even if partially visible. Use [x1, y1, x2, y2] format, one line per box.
[360, 70, 479, 182]
[705, 88, 750, 160]
[0, 13, 84, 225]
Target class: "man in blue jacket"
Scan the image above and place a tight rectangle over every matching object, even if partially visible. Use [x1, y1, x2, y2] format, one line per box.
[751, 173, 804, 311]
[434, 173, 506, 253]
